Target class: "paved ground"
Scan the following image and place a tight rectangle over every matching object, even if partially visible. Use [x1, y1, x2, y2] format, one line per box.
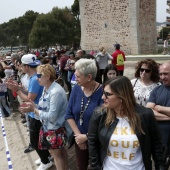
[0, 59, 169, 170]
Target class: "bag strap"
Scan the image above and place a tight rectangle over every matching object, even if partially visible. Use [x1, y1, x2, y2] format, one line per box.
[133, 78, 138, 88]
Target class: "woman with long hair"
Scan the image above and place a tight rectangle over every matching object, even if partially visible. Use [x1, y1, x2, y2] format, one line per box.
[88, 76, 165, 170]
[103, 64, 118, 84]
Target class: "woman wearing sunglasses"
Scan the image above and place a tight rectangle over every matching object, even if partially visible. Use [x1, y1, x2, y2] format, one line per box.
[131, 59, 161, 106]
[19, 64, 68, 170]
[88, 76, 165, 170]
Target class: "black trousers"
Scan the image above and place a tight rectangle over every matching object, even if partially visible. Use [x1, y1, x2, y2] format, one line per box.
[29, 116, 50, 164]
[75, 143, 89, 170]
[118, 70, 124, 76]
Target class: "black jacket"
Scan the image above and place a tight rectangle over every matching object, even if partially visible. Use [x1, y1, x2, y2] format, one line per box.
[88, 104, 166, 170]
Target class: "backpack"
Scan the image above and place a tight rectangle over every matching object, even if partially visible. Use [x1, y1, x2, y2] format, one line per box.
[116, 53, 124, 66]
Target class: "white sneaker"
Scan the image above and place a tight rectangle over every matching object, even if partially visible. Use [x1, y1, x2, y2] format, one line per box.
[35, 158, 41, 165]
[36, 161, 53, 170]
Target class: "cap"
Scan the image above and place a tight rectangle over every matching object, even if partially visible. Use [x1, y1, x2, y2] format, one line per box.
[21, 54, 40, 66]
[5, 56, 11, 61]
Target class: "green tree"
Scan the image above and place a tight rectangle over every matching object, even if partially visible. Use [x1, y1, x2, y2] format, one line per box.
[160, 27, 170, 40]
[29, 7, 76, 48]
[29, 13, 56, 48]
[71, 0, 81, 49]
[17, 10, 39, 48]
[0, 10, 38, 50]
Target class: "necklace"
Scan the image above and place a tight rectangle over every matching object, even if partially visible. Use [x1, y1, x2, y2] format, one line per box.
[79, 82, 96, 125]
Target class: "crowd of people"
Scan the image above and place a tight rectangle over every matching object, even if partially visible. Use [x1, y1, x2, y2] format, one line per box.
[0, 44, 169, 170]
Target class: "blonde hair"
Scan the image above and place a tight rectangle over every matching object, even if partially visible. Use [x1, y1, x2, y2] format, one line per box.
[37, 64, 56, 81]
[104, 76, 144, 134]
[99, 46, 106, 54]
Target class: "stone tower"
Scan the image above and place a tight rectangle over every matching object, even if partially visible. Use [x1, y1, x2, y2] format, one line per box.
[79, 0, 157, 55]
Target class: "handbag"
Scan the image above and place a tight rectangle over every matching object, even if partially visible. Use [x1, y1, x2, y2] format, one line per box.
[38, 127, 67, 150]
[67, 132, 75, 149]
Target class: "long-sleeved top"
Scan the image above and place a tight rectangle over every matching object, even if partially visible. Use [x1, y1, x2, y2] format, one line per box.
[38, 81, 67, 131]
[96, 52, 112, 70]
[65, 84, 103, 134]
[88, 104, 166, 170]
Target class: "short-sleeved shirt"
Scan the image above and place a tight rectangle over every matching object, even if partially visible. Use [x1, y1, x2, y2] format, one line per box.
[148, 85, 170, 145]
[148, 85, 170, 107]
[28, 74, 43, 119]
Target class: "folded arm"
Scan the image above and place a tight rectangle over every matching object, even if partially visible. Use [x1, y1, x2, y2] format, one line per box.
[146, 102, 170, 121]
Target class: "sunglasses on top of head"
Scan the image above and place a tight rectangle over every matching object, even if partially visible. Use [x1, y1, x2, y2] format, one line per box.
[37, 74, 42, 78]
[140, 68, 151, 73]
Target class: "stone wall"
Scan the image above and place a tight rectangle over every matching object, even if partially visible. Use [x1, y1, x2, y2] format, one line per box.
[79, 0, 157, 55]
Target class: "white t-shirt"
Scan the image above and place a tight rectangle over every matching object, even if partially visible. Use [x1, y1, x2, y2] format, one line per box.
[4, 69, 13, 79]
[131, 78, 161, 106]
[20, 73, 29, 90]
[103, 117, 145, 170]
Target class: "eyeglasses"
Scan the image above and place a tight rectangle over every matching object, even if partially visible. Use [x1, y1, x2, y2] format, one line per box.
[103, 91, 114, 98]
[37, 74, 42, 78]
[140, 68, 151, 73]
[70, 63, 75, 65]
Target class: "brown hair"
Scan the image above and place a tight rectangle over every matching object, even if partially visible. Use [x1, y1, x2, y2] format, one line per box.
[104, 76, 144, 134]
[135, 59, 159, 82]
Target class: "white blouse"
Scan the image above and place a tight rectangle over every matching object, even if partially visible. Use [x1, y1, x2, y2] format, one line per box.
[131, 78, 161, 106]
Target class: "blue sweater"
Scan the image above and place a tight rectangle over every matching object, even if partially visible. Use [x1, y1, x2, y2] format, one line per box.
[65, 84, 103, 134]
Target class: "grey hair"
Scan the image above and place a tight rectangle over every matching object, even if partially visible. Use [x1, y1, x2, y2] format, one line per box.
[11, 53, 19, 60]
[75, 58, 97, 79]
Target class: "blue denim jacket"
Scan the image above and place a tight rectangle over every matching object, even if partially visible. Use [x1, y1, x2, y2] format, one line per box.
[38, 81, 67, 131]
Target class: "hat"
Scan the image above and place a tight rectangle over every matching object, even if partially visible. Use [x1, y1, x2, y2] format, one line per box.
[5, 56, 11, 61]
[114, 44, 120, 49]
[21, 54, 40, 66]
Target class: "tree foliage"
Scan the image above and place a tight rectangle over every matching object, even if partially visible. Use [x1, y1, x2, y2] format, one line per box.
[160, 27, 170, 40]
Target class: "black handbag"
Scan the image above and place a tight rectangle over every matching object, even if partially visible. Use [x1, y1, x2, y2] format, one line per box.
[67, 132, 75, 149]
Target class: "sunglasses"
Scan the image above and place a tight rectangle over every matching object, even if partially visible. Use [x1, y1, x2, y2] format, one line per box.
[103, 91, 114, 98]
[140, 68, 151, 73]
[37, 74, 42, 78]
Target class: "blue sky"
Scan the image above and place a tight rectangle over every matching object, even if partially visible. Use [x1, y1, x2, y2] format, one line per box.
[0, 0, 168, 24]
